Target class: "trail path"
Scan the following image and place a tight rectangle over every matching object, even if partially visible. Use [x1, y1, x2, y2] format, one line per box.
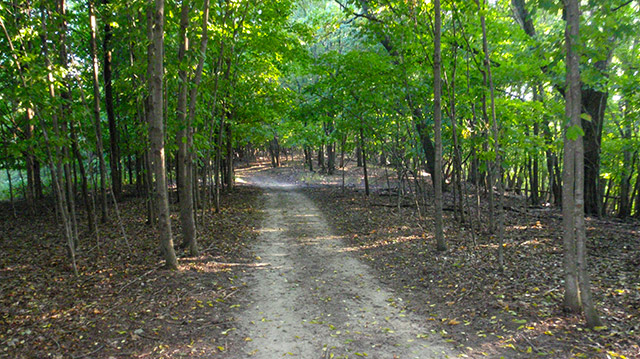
[227, 172, 455, 358]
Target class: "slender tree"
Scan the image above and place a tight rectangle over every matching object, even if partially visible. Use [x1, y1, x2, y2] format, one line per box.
[433, 0, 445, 252]
[102, 0, 122, 199]
[562, 0, 601, 328]
[148, 0, 178, 269]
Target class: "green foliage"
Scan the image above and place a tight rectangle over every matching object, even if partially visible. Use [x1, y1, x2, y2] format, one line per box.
[0, 0, 638, 215]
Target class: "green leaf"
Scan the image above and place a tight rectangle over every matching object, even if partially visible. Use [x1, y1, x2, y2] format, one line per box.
[580, 113, 592, 122]
[566, 125, 585, 140]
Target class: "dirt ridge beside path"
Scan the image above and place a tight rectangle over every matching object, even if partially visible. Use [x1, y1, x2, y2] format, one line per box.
[226, 172, 456, 358]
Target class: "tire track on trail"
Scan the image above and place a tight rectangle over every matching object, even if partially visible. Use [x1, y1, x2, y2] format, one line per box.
[227, 173, 456, 358]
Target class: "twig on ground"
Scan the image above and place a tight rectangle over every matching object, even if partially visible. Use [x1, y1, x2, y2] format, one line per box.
[116, 267, 160, 294]
[72, 344, 105, 359]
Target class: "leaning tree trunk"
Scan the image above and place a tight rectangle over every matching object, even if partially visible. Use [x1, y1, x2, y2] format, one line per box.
[148, 0, 178, 269]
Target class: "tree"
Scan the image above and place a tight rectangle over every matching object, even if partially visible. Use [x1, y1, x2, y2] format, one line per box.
[103, 0, 122, 199]
[148, 0, 178, 270]
[433, 0, 445, 252]
[562, 0, 601, 328]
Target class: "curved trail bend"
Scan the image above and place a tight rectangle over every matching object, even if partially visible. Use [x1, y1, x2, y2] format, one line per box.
[227, 173, 455, 358]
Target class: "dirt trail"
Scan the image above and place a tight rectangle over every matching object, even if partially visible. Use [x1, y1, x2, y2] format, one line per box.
[227, 172, 456, 358]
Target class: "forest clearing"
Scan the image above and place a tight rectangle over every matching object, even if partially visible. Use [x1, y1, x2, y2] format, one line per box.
[1, 0, 639, 358]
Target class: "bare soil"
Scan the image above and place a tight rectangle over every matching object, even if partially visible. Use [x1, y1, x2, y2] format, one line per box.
[225, 168, 456, 358]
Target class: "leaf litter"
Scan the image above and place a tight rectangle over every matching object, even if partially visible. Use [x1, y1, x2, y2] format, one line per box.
[0, 186, 263, 358]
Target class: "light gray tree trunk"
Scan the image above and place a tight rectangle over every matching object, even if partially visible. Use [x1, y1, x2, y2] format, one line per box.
[563, 0, 602, 327]
[148, 0, 178, 270]
[175, 0, 197, 256]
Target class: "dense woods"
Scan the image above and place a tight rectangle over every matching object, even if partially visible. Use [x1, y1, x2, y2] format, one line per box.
[1, 0, 639, 357]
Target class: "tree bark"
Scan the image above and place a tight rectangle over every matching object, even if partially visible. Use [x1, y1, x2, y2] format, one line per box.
[563, 0, 601, 327]
[433, 0, 445, 252]
[175, 0, 197, 256]
[102, 0, 121, 199]
[148, 0, 178, 269]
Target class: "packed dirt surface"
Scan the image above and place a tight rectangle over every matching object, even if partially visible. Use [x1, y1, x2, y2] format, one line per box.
[225, 170, 456, 358]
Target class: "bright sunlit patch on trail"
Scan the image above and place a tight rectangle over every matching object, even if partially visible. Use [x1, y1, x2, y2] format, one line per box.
[260, 227, 284, 233]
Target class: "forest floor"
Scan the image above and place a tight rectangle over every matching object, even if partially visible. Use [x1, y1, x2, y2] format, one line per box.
[257, 159, 639, 359]
[1, 159, 639, 358]
[0, 184, 263, 358]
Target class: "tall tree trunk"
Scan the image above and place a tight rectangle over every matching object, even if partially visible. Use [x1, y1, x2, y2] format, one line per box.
[148, 0, 178, 269]
[89, 0, 108, 223]
[448, 9, 464, 223]
[563, 0, 601, 327]
[175, 0, 197, 256]
[433, 0, 445, 252]
[478, 0, 504, 268]
[103, 0, 121, 199]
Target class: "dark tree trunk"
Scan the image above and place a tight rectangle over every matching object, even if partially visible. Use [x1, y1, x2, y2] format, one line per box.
[305, 146, 313, 171]
[269, 136, 280, 168]
[327, 142, 335, 175]
[102, 0, 121, 199]
[415, 119, 436, 182]
[360, 126, 369, 196]
[318, 145, 325, 170]
[582, 88, 607, 216]
[70, 122, 97, 235]
[225, 122, 233, 191]
[633, 166, 640, 217]
[531, 122, 540, 204]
